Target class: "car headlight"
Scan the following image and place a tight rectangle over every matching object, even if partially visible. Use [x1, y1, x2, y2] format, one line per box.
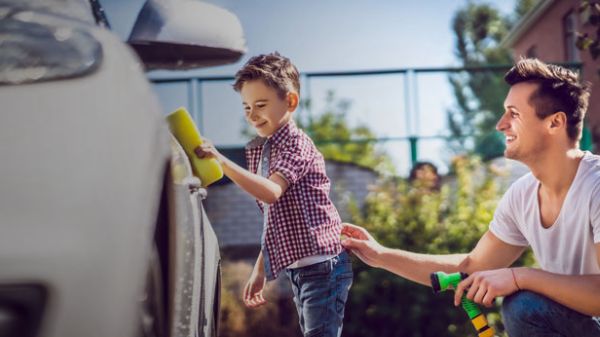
[0, 7, 103, 86]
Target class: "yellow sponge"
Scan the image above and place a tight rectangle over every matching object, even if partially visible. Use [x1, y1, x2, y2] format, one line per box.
[166, 107, 223, 187]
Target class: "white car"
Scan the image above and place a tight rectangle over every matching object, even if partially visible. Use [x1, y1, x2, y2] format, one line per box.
[0, 0, 245, 336]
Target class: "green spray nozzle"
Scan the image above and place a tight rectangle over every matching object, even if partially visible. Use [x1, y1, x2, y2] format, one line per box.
[430, 271, 496, 337]
[430, 271, 468, 293]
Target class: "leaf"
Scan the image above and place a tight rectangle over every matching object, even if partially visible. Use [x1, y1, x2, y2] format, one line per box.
[579, 1, 590, 13]
[576, 33, 593, 50]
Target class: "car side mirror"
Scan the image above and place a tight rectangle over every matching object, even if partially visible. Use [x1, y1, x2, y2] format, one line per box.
[127, 0, 246, 70]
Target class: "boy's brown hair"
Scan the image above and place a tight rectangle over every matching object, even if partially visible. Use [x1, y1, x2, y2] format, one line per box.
[233, 52, 300, 99]
[504, 58, 591, 142]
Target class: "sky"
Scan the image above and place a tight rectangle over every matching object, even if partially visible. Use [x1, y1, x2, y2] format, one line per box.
[102, 0, 517, 175]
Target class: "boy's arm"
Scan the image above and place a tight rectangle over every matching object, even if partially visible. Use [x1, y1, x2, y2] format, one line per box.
[194, 142, 288, 204]
[243, 251, 267, 308]
[220, 155, 288, 204]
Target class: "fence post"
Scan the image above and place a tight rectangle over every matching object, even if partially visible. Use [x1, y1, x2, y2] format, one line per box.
[582, 122, 592, 151]
[409, 136, 418, 167]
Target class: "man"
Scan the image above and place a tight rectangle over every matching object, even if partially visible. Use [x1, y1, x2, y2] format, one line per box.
[341, 58, 600, 336]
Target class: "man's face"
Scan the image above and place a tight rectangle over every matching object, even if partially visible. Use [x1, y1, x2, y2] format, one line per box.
[240, 80, 294, 138]
[496, 82, 549, 161]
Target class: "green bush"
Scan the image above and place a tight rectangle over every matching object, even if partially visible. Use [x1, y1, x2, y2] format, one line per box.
[345, 156, 533, 337]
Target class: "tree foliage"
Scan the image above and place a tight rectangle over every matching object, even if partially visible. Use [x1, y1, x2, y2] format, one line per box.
[447, 1, 539, 160]
[297, 90, 395, 174]
[576, 0, 600, 74]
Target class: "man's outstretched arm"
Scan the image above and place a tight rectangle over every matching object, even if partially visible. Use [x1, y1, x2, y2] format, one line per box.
[341, 223, 525, 287]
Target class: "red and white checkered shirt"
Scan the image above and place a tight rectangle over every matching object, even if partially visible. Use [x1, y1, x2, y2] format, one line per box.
[245, 120, 343, 279]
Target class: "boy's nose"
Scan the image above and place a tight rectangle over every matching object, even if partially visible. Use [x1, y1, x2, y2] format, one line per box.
[247, 109, 258, 121]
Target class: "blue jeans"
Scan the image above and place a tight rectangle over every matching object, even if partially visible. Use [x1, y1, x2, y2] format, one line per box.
[502, 290, 600, 337]
[285, 251, 353, 337]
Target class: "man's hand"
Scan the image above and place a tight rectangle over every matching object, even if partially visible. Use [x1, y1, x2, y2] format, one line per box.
[193, 138, 222, 162]
[341, 223, 386, 268]
[243, 270, 267, 308]
[454, 268, 520, 308]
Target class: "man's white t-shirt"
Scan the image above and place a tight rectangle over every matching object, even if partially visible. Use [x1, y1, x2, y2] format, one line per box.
[489, 152, 600, 275]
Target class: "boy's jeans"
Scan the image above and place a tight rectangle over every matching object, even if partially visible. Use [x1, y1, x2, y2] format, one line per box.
[285, 251, 353, 337]
[502, 290, 600, 337]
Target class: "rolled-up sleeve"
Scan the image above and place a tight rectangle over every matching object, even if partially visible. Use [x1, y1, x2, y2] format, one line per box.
[271, 138, 314, 185]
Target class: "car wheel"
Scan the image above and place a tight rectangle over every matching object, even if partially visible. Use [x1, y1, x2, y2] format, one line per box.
[138, 244, 166, 337]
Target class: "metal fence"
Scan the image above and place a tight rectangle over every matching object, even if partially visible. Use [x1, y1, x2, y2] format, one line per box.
[150, 63, 591, 171]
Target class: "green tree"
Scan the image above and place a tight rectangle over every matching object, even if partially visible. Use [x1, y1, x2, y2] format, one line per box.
[576, 1, 600, 74]
[447, 0, 539, 160]
[297, 90, 395, 174]
[345, 156, 534, 337]
[514, 0, 541, 18]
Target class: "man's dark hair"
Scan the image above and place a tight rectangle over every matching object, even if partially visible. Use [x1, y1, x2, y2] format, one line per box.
[504, 58, 590, 142]
[233, 52, 300, 99]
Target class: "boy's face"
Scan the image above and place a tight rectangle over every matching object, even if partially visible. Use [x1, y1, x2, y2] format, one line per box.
[241, 80, 296, 138]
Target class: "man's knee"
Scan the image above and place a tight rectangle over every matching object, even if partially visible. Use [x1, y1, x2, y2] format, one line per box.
[501, 291, 552, 336]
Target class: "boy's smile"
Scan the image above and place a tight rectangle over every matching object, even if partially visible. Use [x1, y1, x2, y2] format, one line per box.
[241, 80, 297, 138]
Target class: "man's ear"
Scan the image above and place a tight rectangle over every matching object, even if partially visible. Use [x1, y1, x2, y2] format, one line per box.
[287, 92, 299, 112]
[548, 111, 567, 135]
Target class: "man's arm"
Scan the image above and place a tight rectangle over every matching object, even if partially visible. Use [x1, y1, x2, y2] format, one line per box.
[194, 142, 288, 204]
[456, 243, 600, 316]
[341, 224, 525, 287]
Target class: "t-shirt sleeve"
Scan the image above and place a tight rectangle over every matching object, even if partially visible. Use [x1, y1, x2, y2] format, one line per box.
[489, 184, 529, 247]
[591, 183, 600, 244]
[270, 138, 314, 185]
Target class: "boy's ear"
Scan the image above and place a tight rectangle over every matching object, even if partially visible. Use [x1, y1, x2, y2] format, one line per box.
[287, 92, 299, 112]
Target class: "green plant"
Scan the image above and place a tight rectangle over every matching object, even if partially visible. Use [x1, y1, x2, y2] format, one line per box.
[345, 156, 534, 337]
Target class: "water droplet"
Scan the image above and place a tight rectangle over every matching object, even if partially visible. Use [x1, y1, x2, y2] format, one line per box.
[54, 28, 72, 42]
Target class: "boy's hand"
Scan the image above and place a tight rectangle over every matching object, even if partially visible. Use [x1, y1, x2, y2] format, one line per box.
[243, 271, 267, 308]
[340, 223, 385, 268]
[193, 138, 222, 161]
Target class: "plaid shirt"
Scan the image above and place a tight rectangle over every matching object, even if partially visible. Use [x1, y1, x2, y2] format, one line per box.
[245, 120, 343, 279]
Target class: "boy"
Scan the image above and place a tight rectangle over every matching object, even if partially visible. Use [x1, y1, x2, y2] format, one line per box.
[194, 52, 353, 337]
